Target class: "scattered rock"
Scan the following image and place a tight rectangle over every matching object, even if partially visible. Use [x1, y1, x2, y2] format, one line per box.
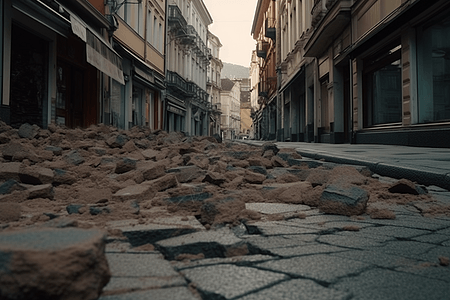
[113, 184, 155, 202]
[0, 227, 110, 300]
[0, 180, 26, 195]
[115, 157, 137, 174]
[106, 134, 128, 148]
[439, 256, 449, 266]
[319, 184, 369, 216]
[388, 179, 427, 195]
[66, 204, 85, 215]
[63, 150, 85, 166]
[202, 172, 226, 186]
[27, 184, 54, 200]
[18, 123, 39, 139]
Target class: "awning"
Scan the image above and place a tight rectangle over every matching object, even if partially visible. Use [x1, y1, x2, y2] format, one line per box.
[58, 2, 125, 85]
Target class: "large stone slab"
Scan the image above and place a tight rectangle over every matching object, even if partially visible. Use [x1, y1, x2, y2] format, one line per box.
[107, 217, 203, 247]
[257, 254, 370, 283]
[245, 203, 311, 215]
[112, 184, 155, 202]
[181, 264, 288, 299]
[0, 227, 110, 300]
[166, 165, 206, 183]
[156, 228, 245, 260]
[319, 184, 369, 216]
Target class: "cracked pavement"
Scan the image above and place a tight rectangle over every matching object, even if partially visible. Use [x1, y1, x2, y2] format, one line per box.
[101, 197, 450, 300]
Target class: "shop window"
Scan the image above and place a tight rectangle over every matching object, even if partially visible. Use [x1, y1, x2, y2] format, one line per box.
[363, 43, 402, 126]
[417, 14, 450, 123]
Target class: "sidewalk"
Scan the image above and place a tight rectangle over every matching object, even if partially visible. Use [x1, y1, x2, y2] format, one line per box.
[240, 140, 450, 191]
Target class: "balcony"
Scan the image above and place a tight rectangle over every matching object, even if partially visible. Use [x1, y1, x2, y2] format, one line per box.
[168, 5, 187, 33]
[265, 18, 276, 41]
[166, 71, 189, 97]
[305, 0, 352, 57]
[187, 82, 209, 103]
[256, 41, 269, 59]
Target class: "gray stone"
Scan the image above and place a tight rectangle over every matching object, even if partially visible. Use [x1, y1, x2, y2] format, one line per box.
[27, 184, 54, 199]
[66, 204, 84, 214]
[99, 286, 199, 300]
[0, 180, 26, 195]
[165, 192, 212, 204]
[107, 218, 202, 247]
[115, 158, 137, 174]
[90, 206, 111, 215]
[2, 142, 38, 162]
[63, 150, 85, 165]
[319, 184, 369, 216]
[53, 169, 77, 185]
[113, 184, 155, 202]
[244, 170, 266, 184]
[141, 149, 159, 160]
[245, 203, 311, 215]
[257, 254, 370, 283]
[239, 278, 351, 300]
[137, 162, 165, 181]
[181, 264, 288, 299]
[246, 221, 321, 236]
[106, 134, 128, 148]
[202, 171, 226, 186]
[166, 165, 206, 183]
[0, 227, 110, 300]
[91, 147, 107, 156]
[330, 249, 418, 269]
[19, 166, 54, 185]
[248, 165, 267, 175]
[0, 162, 21, 181]
[261, 142, 280, 156]
[18, 123, 39, 139]
[388, 179, 427, 195]
[265, 243, 348, 258]
[332, 268, 450, 300]
[45, 146, 63, 156]
[156, 228, 245, 260]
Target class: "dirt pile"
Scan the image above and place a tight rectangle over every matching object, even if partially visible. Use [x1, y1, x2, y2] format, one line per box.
[0, 121, 442, 233]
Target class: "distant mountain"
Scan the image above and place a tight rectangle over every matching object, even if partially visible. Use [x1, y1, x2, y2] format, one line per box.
[221, 62, 250, 79]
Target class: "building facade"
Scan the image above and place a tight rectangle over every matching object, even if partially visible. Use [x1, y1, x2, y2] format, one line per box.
[207, 31, 223, 136]
[108, 0, 166, 130]
[1, 0, 124, 129]
[220, 78, 241, 140]
[165, 0, 213, 136]
[251, 0, 278, 140]
[252, 0, 450, 148]
[239, 78, 252, 138]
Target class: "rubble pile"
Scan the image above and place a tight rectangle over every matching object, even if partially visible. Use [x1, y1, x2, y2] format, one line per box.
[0, 121, 437, 231]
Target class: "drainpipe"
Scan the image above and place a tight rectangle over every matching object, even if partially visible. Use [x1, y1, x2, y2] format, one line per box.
[349, 57, 354, 144]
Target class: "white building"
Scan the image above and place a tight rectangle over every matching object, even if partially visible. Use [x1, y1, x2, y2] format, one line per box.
[165, 0, 213, 136]
[207, 31, 223, 135]
[220, 78, 241, 140]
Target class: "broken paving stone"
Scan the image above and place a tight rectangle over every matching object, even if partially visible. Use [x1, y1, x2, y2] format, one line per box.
[261, 142, 280, 156]
[244, 170, 266, 184]
[319, 184, 369, 216]
[202, 172, 226, 186]
[107, 217, 203, 247]
[0, 179, 26, 195]
[19, 165, 54, 185]
[245, 203, 311, 215]
[114, 157, 137, 174]
[63, 150, 85, 166]
[2, 142, 38, 162]
[156, 228, 246, 260]
[137, 162, 165, 181]
[45, 146, 63, 156]
[27, 184, 54, 200]
[67, 204, 85, 215]
[144, 174, 178, 192]
[112, 184, 155, 202]
[181, 264, 288, 300]
[248, 166, 267, 175]
[271, 155, 289, 168]
[90, 206, 111, 215]
[165, 192, 212, 204]
[388, 179, 427, 195]
[0, 227, 110, 300]
[91, 147, 107, 156]
[106, 134, 128, 148]
[166, 165, 206, 183]
[53, 169, 77, 185]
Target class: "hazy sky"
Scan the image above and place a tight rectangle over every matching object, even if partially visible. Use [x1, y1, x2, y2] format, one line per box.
[203, 0, 258, 67]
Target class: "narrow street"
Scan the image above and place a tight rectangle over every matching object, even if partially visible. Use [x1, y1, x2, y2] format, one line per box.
[1, 122, 449, 299]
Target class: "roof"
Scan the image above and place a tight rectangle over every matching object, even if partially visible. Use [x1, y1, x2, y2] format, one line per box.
[221, 78, 235, 91]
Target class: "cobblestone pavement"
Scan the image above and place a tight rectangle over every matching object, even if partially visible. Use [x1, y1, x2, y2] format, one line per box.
[100, 179, 450, 299]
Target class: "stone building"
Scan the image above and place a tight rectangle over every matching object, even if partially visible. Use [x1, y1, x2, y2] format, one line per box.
[207, 31, 223, 136]
[165, 0, 213, 136]
[220, 78, 241, 140]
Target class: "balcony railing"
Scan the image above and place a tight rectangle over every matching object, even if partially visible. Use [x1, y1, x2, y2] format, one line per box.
[256, 41, 269, 59]
[166, 70, 189, 96]
[265, 18, 276, 41]
[168, 5, 187, 31]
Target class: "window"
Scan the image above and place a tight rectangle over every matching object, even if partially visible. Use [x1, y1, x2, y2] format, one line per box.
[363, 43, 402, 126]
[146, 9, 153, 42]
[417, 13, 450, 123]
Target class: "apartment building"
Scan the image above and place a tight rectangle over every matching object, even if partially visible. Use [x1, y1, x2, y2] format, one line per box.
[250, 50, 261, 139]
[207, 31, 223, 136]
[109, 0, 166, 130]
[1, 0, 124, 129]
[220, 78, 241, 140]
[252, 0, 450, 147]
[239, 78, 252, 138]
[251, 0, 278, 140]
[165, 0, 212, 136]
